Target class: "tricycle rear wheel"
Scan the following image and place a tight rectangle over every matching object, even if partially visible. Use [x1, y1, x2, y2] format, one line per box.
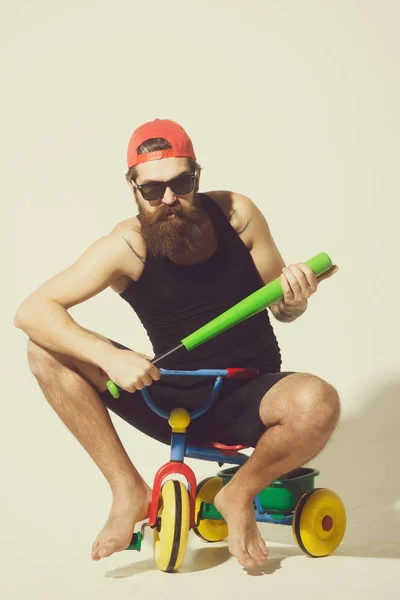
[292, 488, 346, 557]
[193, 477, 228, 542]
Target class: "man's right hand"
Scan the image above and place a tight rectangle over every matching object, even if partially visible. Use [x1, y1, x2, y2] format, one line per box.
[104, 348, 161, 393]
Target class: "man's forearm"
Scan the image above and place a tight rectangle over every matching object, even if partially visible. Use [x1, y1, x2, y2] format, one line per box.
[14, 300, 117, 369]
[269, 299, 308, 323]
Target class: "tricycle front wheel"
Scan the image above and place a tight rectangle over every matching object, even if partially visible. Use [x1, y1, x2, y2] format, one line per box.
[153, 479, 190, 572]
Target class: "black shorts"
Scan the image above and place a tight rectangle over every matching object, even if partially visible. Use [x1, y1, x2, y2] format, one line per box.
[99, 339, 296, 448]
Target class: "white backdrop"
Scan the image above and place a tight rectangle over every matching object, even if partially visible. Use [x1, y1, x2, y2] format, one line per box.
[2, 1, 399, 598]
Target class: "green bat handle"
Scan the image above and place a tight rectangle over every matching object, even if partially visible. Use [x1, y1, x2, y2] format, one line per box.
[181, 251, 332, 351]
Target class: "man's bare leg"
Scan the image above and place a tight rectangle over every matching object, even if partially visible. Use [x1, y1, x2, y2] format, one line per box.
[214, 373, 341, 569]
[27, 337, 152, 561]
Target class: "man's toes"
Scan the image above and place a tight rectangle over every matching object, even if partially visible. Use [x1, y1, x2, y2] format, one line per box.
[92, 540, 100, 552]
[97, 545, 114, 558]
[258, 538, 269, 556]
[255, 553, 267, 566]
[96, 540, 117, 558]
[232, 547, 247, 566]
[243, 556, 258, 569]
[236, 549, 256, 569]
[249, 545, 267, 566]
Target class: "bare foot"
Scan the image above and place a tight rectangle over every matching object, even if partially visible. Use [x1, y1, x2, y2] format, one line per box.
[91, 482, 152, 561]
[214, 484, 269, 569]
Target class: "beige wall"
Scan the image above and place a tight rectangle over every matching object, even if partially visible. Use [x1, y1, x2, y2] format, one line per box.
[2, 0, 399, 595]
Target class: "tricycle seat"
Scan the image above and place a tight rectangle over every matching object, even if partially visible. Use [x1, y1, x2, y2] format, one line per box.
[203, 442, 249, 455]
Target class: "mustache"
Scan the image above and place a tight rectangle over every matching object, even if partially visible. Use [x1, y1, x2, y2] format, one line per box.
[142, 202, 201, 225]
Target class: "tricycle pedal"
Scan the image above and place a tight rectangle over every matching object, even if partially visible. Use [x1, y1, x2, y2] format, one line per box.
[126, 532, 142, 551]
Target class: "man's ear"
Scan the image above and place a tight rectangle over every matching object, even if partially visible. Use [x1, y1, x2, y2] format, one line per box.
[195, 166, 202, 191]
[126, 179, 134, 196]
[126, 178, 139, 203]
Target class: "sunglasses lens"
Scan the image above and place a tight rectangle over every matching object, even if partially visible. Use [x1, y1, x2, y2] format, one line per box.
[141, 183, 165, 201]
[171, 173, 194, 195]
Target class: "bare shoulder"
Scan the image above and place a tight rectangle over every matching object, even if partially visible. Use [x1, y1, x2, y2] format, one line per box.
[204, 190, 285, 286]
[110, 215, 141, 234]
[109, 217, 146, 293]
[204, 190, 265, 250]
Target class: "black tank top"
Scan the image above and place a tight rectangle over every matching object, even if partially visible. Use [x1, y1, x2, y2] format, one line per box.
[119, 192, 282, 374]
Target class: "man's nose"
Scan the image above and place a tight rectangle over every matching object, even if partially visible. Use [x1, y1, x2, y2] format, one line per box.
[161, 185, 178, 205]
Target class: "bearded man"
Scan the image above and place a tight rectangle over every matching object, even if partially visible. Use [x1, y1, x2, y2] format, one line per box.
[14, 118, 340, 570]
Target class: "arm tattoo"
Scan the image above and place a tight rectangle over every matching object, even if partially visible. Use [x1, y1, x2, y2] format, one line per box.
[237, 216, 252, 235]
[228, 207, 252, 235]
[270, 299, 307, 323]
[122, 236, 145, 264]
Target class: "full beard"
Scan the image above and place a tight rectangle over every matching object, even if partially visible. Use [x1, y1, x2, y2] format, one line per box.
[137, 200, 209, 260]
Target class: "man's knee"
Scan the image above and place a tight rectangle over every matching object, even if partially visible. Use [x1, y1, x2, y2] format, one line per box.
[27, 339, 69, 378]
[291, 374, 341, 431]
[27, 337, 111, 393]
[262, 373, 340, 430]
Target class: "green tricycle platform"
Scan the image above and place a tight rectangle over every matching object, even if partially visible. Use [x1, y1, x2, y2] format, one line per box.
[219, 465, 320, 516]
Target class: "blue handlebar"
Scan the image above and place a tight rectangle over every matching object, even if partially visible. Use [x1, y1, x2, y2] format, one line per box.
[106, 368, 231, 421]
[140, 375, 225, 420]
[159, 368, 228, 377]
[105, 367, 258, 422]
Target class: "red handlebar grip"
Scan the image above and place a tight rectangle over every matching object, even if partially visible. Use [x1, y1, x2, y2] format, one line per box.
[226, 368, 260, 379]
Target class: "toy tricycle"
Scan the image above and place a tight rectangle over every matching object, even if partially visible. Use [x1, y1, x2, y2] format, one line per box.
[106, 252, 346, 572]
[107, 367, 346, 572]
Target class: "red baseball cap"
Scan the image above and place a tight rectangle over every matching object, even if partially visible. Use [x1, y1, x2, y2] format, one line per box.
[127, 118, 196, 168]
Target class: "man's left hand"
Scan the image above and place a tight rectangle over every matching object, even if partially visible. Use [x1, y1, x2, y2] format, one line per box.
[280, 262, 339, 310]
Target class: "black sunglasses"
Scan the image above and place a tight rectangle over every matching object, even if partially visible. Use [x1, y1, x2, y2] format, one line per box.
[131, 172, 196, 201]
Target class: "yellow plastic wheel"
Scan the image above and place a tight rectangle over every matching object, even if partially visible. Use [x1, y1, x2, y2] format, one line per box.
[292, 488, 346, 557]
[193, 477, 228, 542]
[153, 479, 190, 572]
